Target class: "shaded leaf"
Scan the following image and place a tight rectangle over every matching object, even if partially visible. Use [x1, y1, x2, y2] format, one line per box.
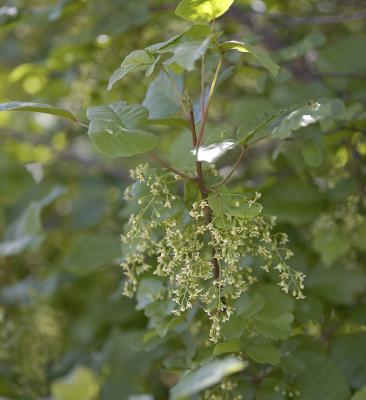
[220, 41, 280, 77]
[213, 340, 240, 356]
[272, 99, 345, 139]
[331, 333, 366, 389]
[108, 50, 155, 91]
[295, 352, 350, 400]
[0, 187, 65, 257]
[166, 36, 212, 71]
[241, 339, 281, 365]
[142, 71, 183, 119]
[62, 235, 121, 276]
[307, 265, 366, 305]
[87, 102, 158, 157]
[136, 278, 164, 310]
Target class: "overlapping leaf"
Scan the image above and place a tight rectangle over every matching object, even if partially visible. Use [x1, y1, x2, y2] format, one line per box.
[87, 101, 158, 157]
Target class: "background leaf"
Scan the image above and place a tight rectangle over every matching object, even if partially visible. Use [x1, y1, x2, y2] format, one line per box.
[170, 357, 246, 399]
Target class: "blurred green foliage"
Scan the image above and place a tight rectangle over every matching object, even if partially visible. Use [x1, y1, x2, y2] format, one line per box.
[0, 0, 366, 399]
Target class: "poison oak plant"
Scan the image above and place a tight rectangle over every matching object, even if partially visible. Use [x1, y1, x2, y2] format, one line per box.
[2, 0, 364, 399]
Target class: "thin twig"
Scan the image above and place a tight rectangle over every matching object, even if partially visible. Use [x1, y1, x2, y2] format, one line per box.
[150, 153, 195, 180]
[189, 103, 198, 146]
[200, 55, 205, 123]
[214, 145, 247, 189]
[76, 121, 89, 129]
[188, 107, 220, 280]
[196, 55, 223, 153]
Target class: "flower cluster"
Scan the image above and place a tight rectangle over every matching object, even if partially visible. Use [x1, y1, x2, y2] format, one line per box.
[121, 165, 305, 341]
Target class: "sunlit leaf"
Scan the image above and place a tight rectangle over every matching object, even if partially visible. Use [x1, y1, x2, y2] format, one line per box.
[175, 0, 235, 23]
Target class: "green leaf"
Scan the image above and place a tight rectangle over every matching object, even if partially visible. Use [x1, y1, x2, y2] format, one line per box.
[272, 99, 345, 139]
[307, 265, 366, 305]
[208, 191, 262, 219]
[213, 340, 240, 356]
[107, 50, 155, 91]
[251, 285, 294, 340]
[241, 339, 281, 365]
[236, 110, 284, 145]
[0, 187, 65, 257]
[146, 34, 183, 53]
[220, 41, 280, 77]
[294, 352, 350, 400]
[205, 127, 232, 145]
[148, 117, 190, 129]
[166, 35, 212, 71]
[0, 101, 77, 121]
[87, 101, 158, 158]
[221, 316, 247, 340]
[146, 25, 211, 54]
[351, 387, 366, 400]
[235, 292, 265, 318]
[142, 71, 183, 119]
[62, 235, 121, 276]
[257, 378, 286, 400]
[275, 32, 326, 62]
[170, 357, 247, 400]
[301, 138, 323, 168]
[331, 333, 366, 389]
[261, 178, 325, 225]
[353, 222, 366, 251]
[51, 367, 101, 400]
[312, 225, 351, 265]
[136, 278, 165, 310]
[175, 0, 235, 23]
[253, 312, 294, 340]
